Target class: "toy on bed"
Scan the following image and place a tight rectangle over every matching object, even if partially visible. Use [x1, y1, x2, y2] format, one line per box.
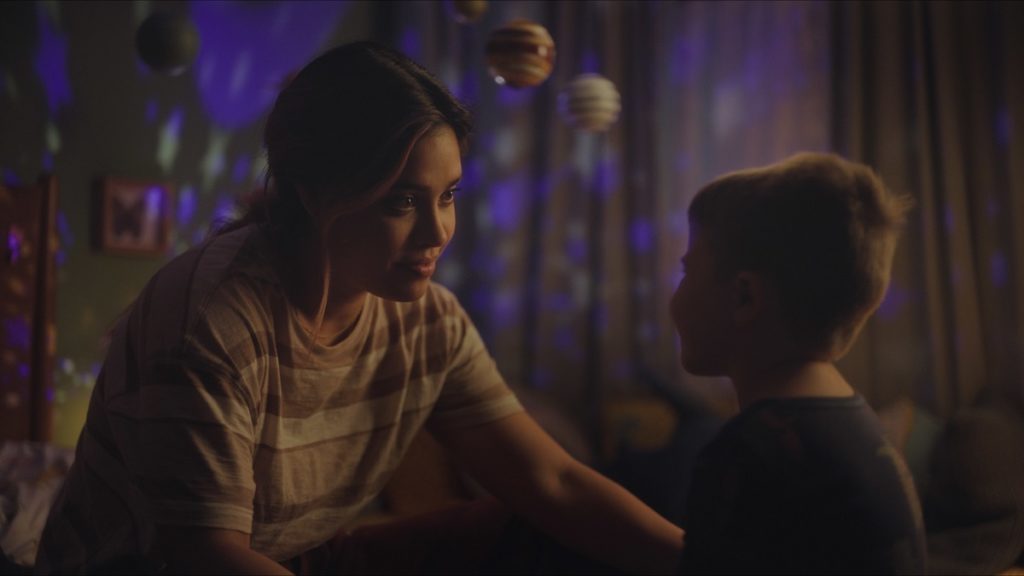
[0, 442, 74, 569]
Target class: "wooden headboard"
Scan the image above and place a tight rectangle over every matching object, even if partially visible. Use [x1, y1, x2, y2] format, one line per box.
[0, 174, 58, 442]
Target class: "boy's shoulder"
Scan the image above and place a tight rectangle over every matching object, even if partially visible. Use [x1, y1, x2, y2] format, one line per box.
[684, 395, 927, 573]
[707, 395, 882, 468]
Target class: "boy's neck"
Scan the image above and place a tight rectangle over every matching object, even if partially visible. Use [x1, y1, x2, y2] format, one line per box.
[730, 359, 855, 410]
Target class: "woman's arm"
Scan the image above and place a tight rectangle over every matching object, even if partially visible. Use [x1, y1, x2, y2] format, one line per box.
[156, 526, 293, 575]
[433, 411, 685, 574]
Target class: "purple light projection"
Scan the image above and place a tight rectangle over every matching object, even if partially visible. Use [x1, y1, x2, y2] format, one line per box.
[213, 194, 239, 224]
[668, 209, 688, 236]
[3, 169, 21, 187]
[876, 282, 911, 320]
[593, 156, 621, 199]
[531, 367, 552, 390]
[630, 219, 654, 254]
[164, 107, 184, 138]
[451, 67, 480, 106]
[56, 210, 72, 247]
[595, 303, 609, 333]
[399, 26, 422, 62]
[580, 50, 600, 74]
[493, 290, 520, 329]
[668, 35, 706, 87]
[188, 1, 347, 129]
[553, 326, 575, 352]
[6, 226, 24, 265]
[566, 236, 587, 266]
[34, 6, 72, 116]
[543, 292, 574, 312]
[995, 107, 1011, 148]
[497, 84, 539, 108]
[469, 288, 491, 319]
[3, 317, 31, 351]
[535, 164, 574, 201]
[460, 157, 484, 194]
[145, 99, 159, 123]
[986, 197, 999, 220]
[489, 174, 527, 231]
[990, 251, 1008, 287]
[674, 152, 692, 176]
[232, 154, 251, 183]
[469, 245, 507, 281]
[177, 185, 197, 226]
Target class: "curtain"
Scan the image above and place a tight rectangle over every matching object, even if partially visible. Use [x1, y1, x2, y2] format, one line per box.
[375, 0, 1023, 441]
[833, 0, 1024, 418]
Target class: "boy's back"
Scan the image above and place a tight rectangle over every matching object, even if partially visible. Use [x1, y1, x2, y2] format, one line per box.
[679, 394, 926, 574]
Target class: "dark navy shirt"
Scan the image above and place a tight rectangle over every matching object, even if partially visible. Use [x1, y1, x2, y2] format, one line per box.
[678, 395, 926, 574]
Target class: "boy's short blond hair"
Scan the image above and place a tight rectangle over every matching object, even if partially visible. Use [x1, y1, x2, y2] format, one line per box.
[689, 152, 913, 359]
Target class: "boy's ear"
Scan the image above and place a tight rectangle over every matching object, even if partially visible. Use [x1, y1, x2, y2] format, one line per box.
[733, 271, 765, 326]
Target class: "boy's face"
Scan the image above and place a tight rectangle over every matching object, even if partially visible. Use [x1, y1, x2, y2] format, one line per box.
[670, 225, 735, 375]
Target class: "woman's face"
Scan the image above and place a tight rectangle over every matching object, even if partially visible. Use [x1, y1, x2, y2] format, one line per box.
[326, 125, 461, 302]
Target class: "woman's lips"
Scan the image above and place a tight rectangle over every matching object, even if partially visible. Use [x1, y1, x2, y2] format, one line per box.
[397, 260, 436, 277]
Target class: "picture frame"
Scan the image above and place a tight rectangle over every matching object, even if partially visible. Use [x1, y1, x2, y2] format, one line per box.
[93, 177, 174, 256]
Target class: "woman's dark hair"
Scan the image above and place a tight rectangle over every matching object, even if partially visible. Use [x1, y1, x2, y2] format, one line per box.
[219, 41, 472, 241]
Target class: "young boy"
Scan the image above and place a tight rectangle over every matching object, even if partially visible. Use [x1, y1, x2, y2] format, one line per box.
[670, 152, 926, 574]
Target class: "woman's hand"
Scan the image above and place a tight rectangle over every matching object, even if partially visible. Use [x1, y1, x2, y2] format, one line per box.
[433, 411, 685, 574]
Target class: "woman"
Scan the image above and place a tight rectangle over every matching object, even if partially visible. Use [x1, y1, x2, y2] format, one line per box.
[36, 41, 683, 575]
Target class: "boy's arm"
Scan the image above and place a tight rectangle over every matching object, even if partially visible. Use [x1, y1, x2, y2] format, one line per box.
[433, 411, 685, 574]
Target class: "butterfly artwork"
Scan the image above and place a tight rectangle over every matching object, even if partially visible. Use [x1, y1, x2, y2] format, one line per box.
[97, 178, 174, 256]
[111, 192, 145, 241]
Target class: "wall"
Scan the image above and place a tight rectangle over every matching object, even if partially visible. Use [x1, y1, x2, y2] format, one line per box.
[0, 0, 376, 446]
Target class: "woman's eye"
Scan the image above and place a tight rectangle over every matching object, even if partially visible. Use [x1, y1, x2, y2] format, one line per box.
[385, 195, 416, 212]
[440, 187, 459, 204]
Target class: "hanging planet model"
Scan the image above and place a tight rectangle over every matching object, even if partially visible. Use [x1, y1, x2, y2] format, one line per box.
[558, 73, 621, 132]
[135, 11, 200, 76]
[453, 0, 488, 24]
[485, 19, 556, 89]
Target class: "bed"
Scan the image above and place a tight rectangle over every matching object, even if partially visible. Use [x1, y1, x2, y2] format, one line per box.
[2, 174, 1023, 574]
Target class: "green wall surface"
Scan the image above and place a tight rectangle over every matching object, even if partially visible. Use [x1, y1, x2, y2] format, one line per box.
[0, 0, 374, 446]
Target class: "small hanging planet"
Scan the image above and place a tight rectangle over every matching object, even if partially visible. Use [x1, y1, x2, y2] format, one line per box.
[484, 19, 556, 89]
[452, 0, 488, 24]
[558, 73, 621, 132]
[135, 11, 200, 76]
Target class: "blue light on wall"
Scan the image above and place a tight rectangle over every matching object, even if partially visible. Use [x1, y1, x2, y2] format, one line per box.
[188, 1, 347, 129]
[34, 6, 72, 116]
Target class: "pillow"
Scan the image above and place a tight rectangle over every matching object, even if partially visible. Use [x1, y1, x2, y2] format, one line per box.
[876, 397, 942, 495]
[923, 406, 1024, 575]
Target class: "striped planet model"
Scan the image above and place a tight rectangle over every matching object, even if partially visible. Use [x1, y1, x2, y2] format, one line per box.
[485, 19, 556, 88]
[558, 73, 621, 132]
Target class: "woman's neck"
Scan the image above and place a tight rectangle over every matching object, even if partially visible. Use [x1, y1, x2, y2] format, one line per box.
[277, 232, 366, 343]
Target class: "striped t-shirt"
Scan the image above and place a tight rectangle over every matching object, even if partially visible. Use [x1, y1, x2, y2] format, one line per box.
[36, 224, 523, 572]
